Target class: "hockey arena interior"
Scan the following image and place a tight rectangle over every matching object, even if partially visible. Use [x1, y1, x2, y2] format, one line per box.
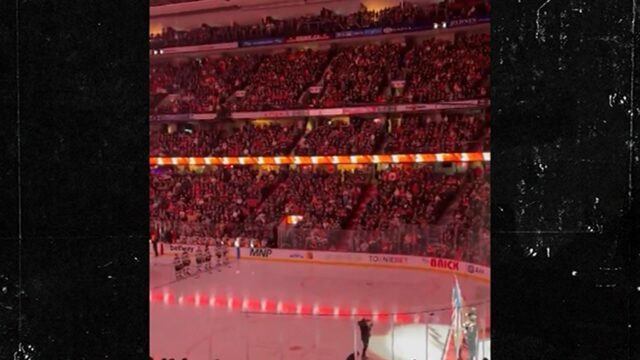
[149, 0, 490, 359]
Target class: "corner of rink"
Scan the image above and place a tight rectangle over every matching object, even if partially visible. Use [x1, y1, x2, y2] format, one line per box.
[150, 247, 490, 360]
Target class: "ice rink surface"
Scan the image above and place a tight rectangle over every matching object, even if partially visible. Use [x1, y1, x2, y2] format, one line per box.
[150, 256, 490, 360]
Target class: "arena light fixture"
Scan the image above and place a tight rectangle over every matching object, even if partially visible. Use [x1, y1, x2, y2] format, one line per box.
[149, 152, 490, 166]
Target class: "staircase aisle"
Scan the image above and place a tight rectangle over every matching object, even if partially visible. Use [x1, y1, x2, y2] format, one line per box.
[334, 181, 378, 251]
[436, 172, 475, 227]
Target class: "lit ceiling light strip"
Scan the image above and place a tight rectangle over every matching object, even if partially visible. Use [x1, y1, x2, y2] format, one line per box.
[150, 152, 490, 166]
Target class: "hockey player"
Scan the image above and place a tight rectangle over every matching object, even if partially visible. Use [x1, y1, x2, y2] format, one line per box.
[181, 249, 191, 276]
[215, 241, 223, 271]
[195, 246, 204, 272]
[204, 245, 212, 271]
[173, 253, 184, 279]
[222, 239, 230, 267]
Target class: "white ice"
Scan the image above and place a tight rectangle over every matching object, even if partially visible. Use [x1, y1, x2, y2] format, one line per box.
[150, 256, 489, 360]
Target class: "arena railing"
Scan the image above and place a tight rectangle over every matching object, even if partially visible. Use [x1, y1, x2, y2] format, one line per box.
[276, 222, 489, 267]
[150, 219, 489, 266]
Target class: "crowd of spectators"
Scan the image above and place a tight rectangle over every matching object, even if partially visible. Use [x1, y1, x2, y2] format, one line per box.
[355, 165, 462, 230]
[294, 118, 385, 156]
[253, 166, 371, 230]
[344, 165, 488, 263]
[218, 122, 304, 156]
[231, 50, 330, 111]
[150, 127, 221, 156]
[264, 167, 372, 251]
[150, 163, 489, 265]
[150, 166, 373, 248]
[439, 166, 489, 265]
[384, 113, 487, 153]
[483, 126, 491, 150]
[317, 43, 404, 107]
[149, 34, 489, 113]
[150, 113, 487, 156]
[150, 62, 193, 95]
[149, 1, 489, 48]
[446, 0, 490, 20]
[150, 166, 283, 242]
[151, 55, 259, 114]
[398, 34, 490, 103]
[150, 122, 303, 157]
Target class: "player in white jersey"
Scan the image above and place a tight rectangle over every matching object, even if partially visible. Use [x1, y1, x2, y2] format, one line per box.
[173, 253, 184, 279]
[222, 240, 230, 266]
[195, 247, 204, 272]
[181, 250, 191, 275]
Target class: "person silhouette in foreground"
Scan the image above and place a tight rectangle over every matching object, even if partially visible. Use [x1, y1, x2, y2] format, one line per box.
[345, 351, 361, 360]
[358, 318, 373, 359]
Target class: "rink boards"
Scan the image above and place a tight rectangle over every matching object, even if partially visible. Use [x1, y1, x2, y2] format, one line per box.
[151, 242, 490, 283]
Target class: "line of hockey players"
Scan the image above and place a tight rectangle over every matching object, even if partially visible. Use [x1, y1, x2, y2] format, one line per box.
[173, 240, 230, 279]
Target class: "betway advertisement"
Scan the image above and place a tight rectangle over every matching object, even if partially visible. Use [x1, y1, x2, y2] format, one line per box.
[164, 243, 199, 254]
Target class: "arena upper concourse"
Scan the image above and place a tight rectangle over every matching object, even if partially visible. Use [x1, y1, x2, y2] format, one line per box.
[149, 0, 490, 359]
